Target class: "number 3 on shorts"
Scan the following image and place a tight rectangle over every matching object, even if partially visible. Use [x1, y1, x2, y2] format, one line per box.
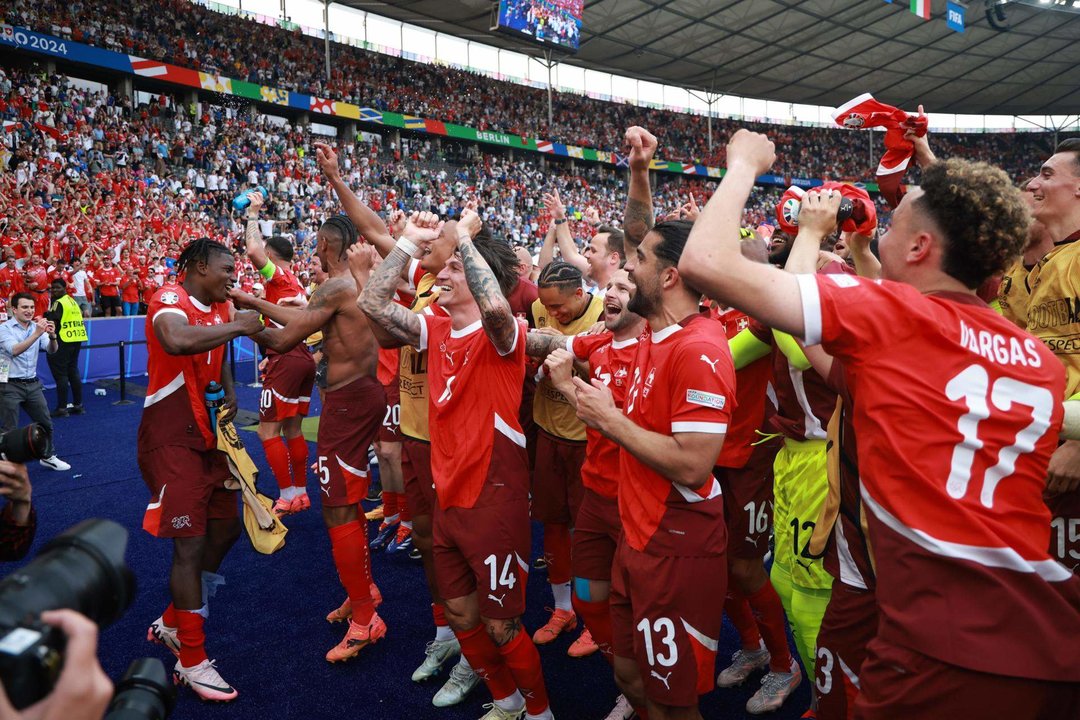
[483, 554, 517, 592]
[636, 617, 678, 667]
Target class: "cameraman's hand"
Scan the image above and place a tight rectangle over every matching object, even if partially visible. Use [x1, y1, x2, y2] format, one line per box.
[0, 610, 112, 720]
[0, 461, 31, 524]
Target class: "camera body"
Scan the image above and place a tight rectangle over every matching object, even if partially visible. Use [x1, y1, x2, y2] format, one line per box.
[0, 620, 65, 709]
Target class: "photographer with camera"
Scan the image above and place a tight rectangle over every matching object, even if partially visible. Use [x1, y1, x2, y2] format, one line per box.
[0, 609, 112, 720]
[0, 294, 70, 473]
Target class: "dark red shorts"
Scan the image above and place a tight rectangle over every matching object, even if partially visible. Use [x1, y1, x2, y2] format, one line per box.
[530, 429, 585, 525]
[572, 488, 621, 581]
[816, 583, 878, 720]
[855, 639, 1080, 720]
[402, 437, 435, 519]
[378, 381, 401, 444]
[433, 479, 531, 619]
[609, 538, 727, 707]
[717, 435, 781, 560]
[138, 445, 237, 538]
[258, 350, 316, 422]
[1046, 488, 1080, 573]
[316, 376, 385, 507]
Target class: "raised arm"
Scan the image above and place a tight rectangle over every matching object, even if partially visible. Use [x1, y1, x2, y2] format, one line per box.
[229, 288, 305, 326]
[537, 218, 557, 271]
[358, 213, 441, 348]
[623, 126, 658, 255]
[154, 309, 264, 355]
[456, 209, 518, 355]
[680, 130, 805, 339]
[545, 190, 588, 273]
[314, 142, 395, 257]
[242, 190, 270, 272]
[785, 190, 843, 274]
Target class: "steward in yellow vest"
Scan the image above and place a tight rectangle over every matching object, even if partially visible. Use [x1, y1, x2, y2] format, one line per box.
[45, 279, 87, 415]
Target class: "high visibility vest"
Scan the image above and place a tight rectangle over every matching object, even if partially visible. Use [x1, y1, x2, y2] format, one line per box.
[52, 295, 88, 343]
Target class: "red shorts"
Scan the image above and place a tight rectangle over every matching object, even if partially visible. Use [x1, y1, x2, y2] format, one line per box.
[572, 488, 621, 581]
[1046, 488, 1080, 573]
[717, 435, 781, 560]
[854, 639, 1080, 720]
[378, 382, 401, 444]
[433, 478, 530, 619]
[258, 350, 316, 422]
[816, 583, 878, 720]
[530, 429, 585, 525]
[610, 538, 727, 706]
[138, 445, 237, 538]
[402, 437, 436, 519]
[316, 376, 385, 507]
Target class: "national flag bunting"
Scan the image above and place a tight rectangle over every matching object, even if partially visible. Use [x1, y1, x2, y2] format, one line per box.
[910, 0, 930, 19]
[198, 73, 232, 93]
[309, 97, 335, 114]
[614, 153, 629, 168]
[403, 115, 425, 130]
[537, 141, 554, 154]
[261, 87, 289, 104]
[129, 57, 168, 78]
[360, 108, 383, 123]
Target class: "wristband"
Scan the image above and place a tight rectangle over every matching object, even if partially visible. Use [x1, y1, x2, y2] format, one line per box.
[554, 218, 567, 225]
[395, 236, 418, 256]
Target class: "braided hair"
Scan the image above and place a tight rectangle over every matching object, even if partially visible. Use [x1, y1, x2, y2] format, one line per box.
[537, 259, 584, 293]
[177, 237, 231, 275]
[320, 215, 358, 260]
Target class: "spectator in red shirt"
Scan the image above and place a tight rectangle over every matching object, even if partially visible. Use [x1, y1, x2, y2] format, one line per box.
[96, 256, 122, 317]
[121, 269, 142, 316]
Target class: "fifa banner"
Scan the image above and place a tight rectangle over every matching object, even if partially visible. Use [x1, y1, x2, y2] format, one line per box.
[0, 23, 881, 191]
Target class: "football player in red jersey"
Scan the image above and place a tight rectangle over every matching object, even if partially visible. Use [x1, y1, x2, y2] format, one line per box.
[361, 210, 554, 720]
[232, 215, 388, 664]
[536, 267, 646, 720]
[139, 238, 264, 702]
[683, 129, 1080, 718]
[240, 192, 316, 517]
[572, 126, 735, 720]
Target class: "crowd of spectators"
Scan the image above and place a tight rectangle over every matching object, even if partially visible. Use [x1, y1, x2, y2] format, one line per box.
[3, 0, 1062, 180]
[2, 63, 802, 317]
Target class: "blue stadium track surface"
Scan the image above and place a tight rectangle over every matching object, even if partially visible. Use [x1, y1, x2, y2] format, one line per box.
[3, 375, 809, 719]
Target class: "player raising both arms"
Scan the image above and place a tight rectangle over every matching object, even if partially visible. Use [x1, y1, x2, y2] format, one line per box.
[232, 215, 387, 664]
[240, 191, 316, 517]
[140, 238, 264, 702]
[682, 129, 1080, 718]
[361, 210, 553, 720]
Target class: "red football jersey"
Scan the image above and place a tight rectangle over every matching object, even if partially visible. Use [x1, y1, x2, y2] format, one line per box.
[716, 308, 774, 468]
[798, 273, 1080, 681]
[97, 266, 122, 296]
[377, 347, 399, 387]
[138, 286, 230, 452]
[619, 314, 734, 555]
[570, 329, 646, 499]
[262, 263, 306, 326]
[419, 315, 528, 510]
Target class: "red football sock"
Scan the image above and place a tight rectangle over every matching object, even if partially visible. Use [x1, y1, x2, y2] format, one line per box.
[162, 602, 178, 628]
[571, 594, 613, 664]
[746, 581, 793, 672]
[397, 492, 411, 525]
[286, 435, 308, 489]
[725, 591, 762, 650]
[497, 630, 550, 716]
[262, 436, 292, 491]
[176, 610, 207, 668]
[543, 522, 572, 585]
[382, 490, 400, 522]
[455, 624, 517, 701]
[432, 603, 447, 627]
[328, 521, 374, 624]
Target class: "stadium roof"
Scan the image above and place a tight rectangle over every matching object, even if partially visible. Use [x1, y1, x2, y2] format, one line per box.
[344, 0, 1080, 117]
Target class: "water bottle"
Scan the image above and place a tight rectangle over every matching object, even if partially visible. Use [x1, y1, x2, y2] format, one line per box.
[232, 186, 269, 212]
[205, 381, 225, 431]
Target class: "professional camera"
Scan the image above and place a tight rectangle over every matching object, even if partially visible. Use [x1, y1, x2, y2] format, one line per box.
[0, 424, 49, 463]
[0, 519, 135, 709]
[104, 658, 176, 720]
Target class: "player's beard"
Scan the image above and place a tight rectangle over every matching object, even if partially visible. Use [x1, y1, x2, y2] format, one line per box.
[627, 282, 656, 318]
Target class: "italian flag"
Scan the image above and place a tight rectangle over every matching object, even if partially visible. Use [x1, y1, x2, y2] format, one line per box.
[910, 0, 930, 19]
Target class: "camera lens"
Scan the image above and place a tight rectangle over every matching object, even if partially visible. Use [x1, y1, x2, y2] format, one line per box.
[104, 658, 176, 720]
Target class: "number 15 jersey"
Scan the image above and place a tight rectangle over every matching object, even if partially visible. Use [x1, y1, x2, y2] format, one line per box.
[797, 273, 1080, 682]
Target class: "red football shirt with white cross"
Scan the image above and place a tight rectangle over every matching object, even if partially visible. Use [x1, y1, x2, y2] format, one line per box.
[619, 314, 734, 555]
[138, 286, 230, 452]
[570, 329, 648, 499]
[418, 315, 529, 510]
[797, 272, 1080, 681]
[716, 307, 773, 468]
[97, 265, 122, 296]
[261, 263, 311, 361]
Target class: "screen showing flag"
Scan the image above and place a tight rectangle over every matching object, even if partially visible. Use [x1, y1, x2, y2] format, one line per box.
[495, 0, 584, 52]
